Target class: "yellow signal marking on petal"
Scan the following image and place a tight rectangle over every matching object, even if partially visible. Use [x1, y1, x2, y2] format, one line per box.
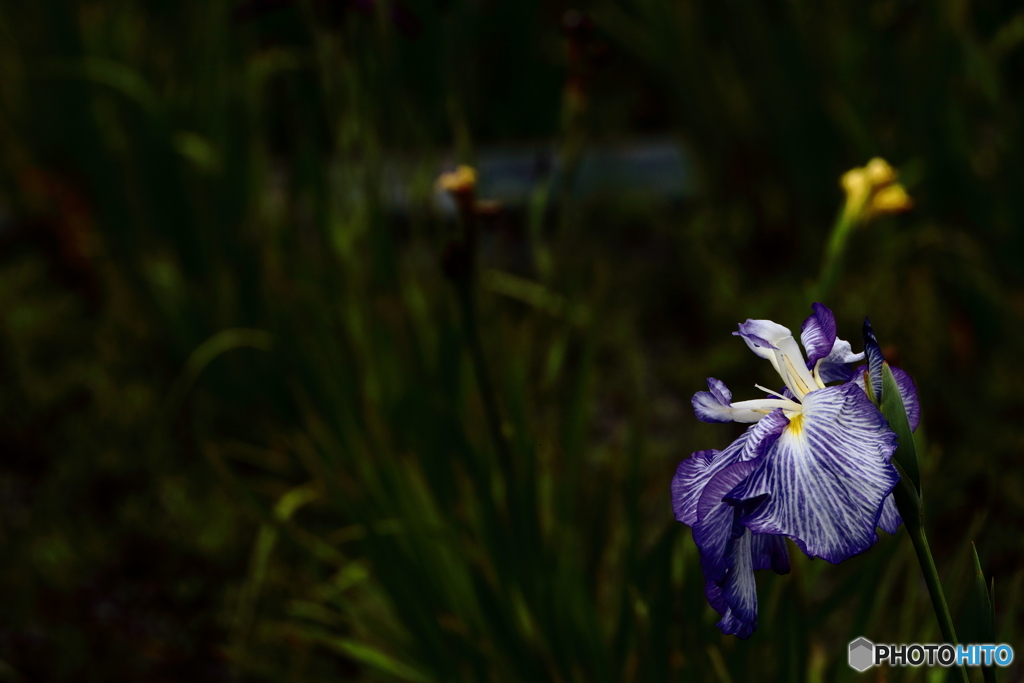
[786, 412, 804, 436]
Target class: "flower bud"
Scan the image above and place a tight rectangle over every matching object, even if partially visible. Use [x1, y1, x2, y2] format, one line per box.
[436, 165, 477, 195]
[841, 157, 912, 223]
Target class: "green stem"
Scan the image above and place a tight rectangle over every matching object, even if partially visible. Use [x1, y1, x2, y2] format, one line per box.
[811, 210, 856, 302]
[449, 198, 515, 489]
[906, 525, 958, 642]
[454, 280, 515, 482]
[894, 470, 970, 683]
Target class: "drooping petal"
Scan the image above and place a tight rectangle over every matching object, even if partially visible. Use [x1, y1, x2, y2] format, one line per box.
[704, 580, 754, 639]
[694, 459, 763, 581]
[862, 318, 884, 400]
[673, 407, 788, 526]
[816, 338, 866, 384]
[720, 528, 758, 626]
[852, 363, 920, 432]
[877, 495, 902, 535]
[704, 527, 758, 639]
[703, 529, 787, 639]
[800, 303, 837, 367]
[671, 449, 722, 527]
[727, 383, 899, 564]
[751, 532, 791, 575]
[687, 412, 788, 580]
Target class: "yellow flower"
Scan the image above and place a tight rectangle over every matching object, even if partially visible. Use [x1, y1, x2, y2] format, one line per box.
[841, 157, 912, 222]
[436, 165, 477, 195]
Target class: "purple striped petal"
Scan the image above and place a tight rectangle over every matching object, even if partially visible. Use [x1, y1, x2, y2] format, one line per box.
[703, 528, 758, 639]
[672, 410, 789, 527]
[727, 383, 899, 564]
[853, 363, 920, 432]
[703, 529, 787, 639]
[719, 528, 758, 626]
[705, 576, 727, 614]
[751, 532, 791, 574]
[704, 580, 755, 639]
[877, 495, 902, 535]
[890, 366, 920, 432]
[800, 303, 837, 367]
[862, 318, 884, 399]
[816, 338, 866, 383]
[671, 449, 722, 527]
[734, 319, 790, 361]
[694, 459, 763, 581]
[693, 378, 734, 423]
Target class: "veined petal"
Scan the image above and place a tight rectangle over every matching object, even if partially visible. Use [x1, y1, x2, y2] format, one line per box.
[672, 410, 788, 528]
[853, 363, 920, 432]
[751, 532, 790, 574]
[878, 495, 902, 535]
[734, 319, 792, 372]
[704, 580, 754, 639]
[706, 528, 758, 639]
[693, 378, 737, 423]
[862, 318, 884, 400]
[728, 383, 899, 564]
[694, 460, 763, 581]
[816, 338, 865, 384]
[890, 365, 920, 432]
[703, 529, 786, 639]
[671, 449, 722, 527]
[800, 303, 837, 367]
[690, 412, 788, 580]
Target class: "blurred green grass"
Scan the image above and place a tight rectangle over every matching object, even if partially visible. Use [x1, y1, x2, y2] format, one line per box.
[0, 1, 1022, 681]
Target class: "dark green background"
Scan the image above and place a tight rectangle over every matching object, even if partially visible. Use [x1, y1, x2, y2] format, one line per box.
[0, 1, 1021, 681]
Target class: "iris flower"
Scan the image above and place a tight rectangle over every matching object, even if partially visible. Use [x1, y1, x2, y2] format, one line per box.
[672, 304, 919, 637]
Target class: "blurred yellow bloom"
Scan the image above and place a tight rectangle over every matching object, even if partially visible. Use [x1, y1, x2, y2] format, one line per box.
[436, 165, 477, 195]
[841, 157, 912, 222]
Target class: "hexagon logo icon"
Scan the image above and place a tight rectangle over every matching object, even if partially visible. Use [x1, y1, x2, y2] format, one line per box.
[848, 637, 874, 672]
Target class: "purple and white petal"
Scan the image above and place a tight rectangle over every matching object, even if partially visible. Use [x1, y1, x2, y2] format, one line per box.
[800, 303, 838, 367]
[862, 318, 885, 399]
[671, 449, 723, 527]
[751, 532, 790, 575]
[739, 409, 789, 461]
[727, 383, 899, 564]
[693, 385, 735, 423]
[888, 365, 920, 432]
[877, 495, 902, 535]
[672, 409, 790, 528]
[815, 338, 866, 384]
[693, 378, 756, 423]
[852, 363, 920, 432]
[716, 528, 758, 638]
[734, 319, 791, 363]
[693, 459, 763, 581]
[704, 579, 755, 639]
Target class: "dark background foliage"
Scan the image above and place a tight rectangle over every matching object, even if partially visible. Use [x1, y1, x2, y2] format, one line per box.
[0, 1, 1021, 681]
